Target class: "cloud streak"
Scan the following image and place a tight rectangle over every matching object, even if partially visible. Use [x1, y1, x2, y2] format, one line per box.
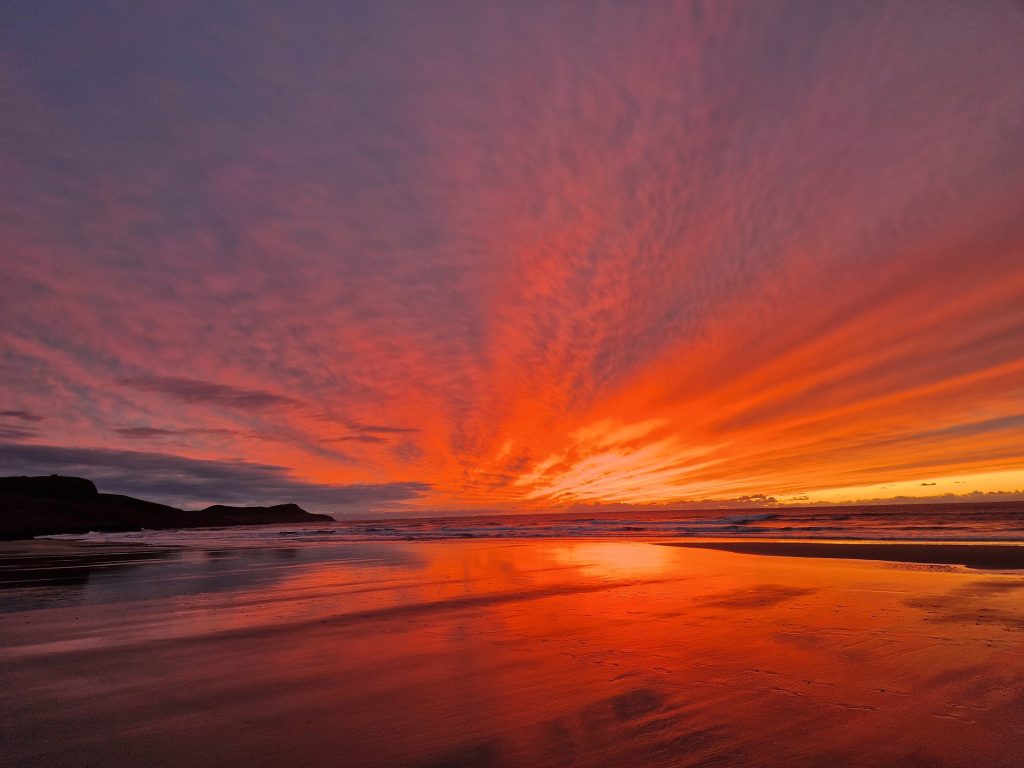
[0, 425, 38, 441]
[0, 410, 44, 422]
[119, 376, 302, 412]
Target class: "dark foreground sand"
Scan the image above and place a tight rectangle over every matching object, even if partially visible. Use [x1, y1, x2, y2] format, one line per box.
[662, 540, 1024, 569]
[2, 538, 1023, 768]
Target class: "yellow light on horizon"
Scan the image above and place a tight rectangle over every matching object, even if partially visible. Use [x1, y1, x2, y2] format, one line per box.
[796, 469, 1024, 504]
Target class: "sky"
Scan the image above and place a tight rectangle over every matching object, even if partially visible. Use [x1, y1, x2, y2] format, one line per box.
[2, 1, 1023, 514]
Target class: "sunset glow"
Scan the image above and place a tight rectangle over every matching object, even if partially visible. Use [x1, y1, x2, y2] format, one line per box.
[2, 2, 1022, 514]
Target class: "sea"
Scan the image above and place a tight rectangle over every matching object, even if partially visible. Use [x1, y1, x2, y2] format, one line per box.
[42, 501, 1024, 546]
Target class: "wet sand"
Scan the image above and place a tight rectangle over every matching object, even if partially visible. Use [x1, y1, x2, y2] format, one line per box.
[662, 540, 1024, 569]
[2, 538, 1023, 767]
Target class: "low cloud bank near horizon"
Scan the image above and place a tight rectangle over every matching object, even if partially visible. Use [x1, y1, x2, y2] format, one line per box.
[559, 491, 1024, 515]
[0, 443, 430, 515]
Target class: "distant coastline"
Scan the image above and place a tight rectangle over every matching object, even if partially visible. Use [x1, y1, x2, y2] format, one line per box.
[0, 475, 332, 539]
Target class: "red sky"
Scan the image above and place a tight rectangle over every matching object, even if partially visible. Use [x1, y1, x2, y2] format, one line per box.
[2, 1, 1023, 513]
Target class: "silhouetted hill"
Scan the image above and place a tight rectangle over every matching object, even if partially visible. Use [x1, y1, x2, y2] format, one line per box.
[198, 503, 328, 524]
[0, 475, 333, 538]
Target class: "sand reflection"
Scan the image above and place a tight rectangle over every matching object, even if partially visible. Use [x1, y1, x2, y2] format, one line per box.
[2, 539, 1023, 767]
[549, 541, 675, 579]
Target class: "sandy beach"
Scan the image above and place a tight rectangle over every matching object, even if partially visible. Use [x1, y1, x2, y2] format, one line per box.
[662, 540, 1024, 569]
[2, 538, 1023, 768]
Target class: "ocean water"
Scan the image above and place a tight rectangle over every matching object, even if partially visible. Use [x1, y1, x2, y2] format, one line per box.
[43, 501, 1024, 546]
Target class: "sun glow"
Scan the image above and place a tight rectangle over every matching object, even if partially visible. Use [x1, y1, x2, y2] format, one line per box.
[800, 469, 1024, 505]
[550, 542, 675, 579]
